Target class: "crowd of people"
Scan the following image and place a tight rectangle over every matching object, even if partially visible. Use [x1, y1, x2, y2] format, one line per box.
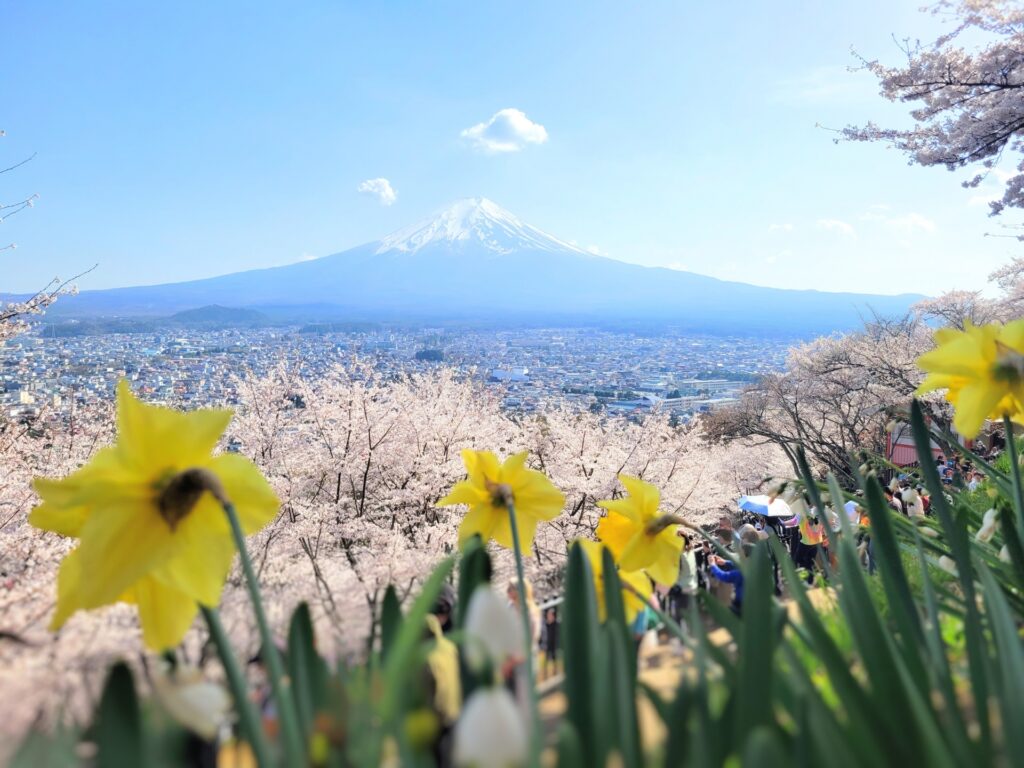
[415, 441, 999, 735]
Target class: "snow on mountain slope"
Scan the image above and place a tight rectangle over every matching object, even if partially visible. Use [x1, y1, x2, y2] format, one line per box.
[375, 197, 589, 256]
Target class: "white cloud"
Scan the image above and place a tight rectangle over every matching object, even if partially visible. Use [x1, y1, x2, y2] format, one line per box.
[768, 223, 794, 233]
[859, 209, 936, 233]
[461, 108, 548, 153]
[586, 244, 605, 256]
[888, 212, 936, 233]
[358, 178, 397, 206]
[816, 218, 855, 236]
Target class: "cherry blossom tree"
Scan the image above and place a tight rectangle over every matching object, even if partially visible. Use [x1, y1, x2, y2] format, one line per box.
[0, 362, 786, 753]
[706, 316, 935, 485]
[843, 1, 1024, 219]
[913, 255, 1024, 327]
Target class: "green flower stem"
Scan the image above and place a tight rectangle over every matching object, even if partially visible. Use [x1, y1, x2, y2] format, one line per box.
[222, 501, 306, 766]
[201, 606, 274, 768]
[1003, 416, 1024, 545]
[506, 502, 542, 768]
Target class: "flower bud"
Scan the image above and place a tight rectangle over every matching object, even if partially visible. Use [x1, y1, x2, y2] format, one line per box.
[938, 556, 958, 577]
[975, 508, 998, 544]
[453, 687, 527, 768]
[462, 586, 522, 670]
[152, 665, 230, 740]
[999, 545, 1010, 563]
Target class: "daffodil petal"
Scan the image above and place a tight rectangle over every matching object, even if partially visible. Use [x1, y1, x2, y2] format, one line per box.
[596, 498, 642, 523]
[438, 480, 487, 507]
[50, 547, 84, 630]
[75, 500, 176, 610]
[206, 453, 279, 534]
[116, 380, 233, 473]
[616, 531, 652, 574]
[152, 496, 236, 606]
[952, 382, 1006, 439]
[462, 450, 500, 489]
[616, 475, 660, 519]
[646, 533, 684, 586]
[513, 515, 539, 555]
[596, 512, 638, 559]
[620, 570, 652, 623]
[458, 504, 500, 549]
[509, 470, 564, 522]
[134, 575, 199, 650]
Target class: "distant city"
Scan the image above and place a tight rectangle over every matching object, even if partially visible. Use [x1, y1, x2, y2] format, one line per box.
[0, 325, 795, 421]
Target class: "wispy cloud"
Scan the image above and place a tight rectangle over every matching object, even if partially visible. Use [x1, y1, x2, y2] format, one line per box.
[816, 218, 855, 236]
[358, 178, 397, 206]
[772, 65, 876, 104]
[860, 209, 936, 233]
[768, 223, 794, 233]
[461, 108, 548, 153]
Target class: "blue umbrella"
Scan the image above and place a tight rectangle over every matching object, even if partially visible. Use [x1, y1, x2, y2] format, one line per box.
[738, 494, 793, 518]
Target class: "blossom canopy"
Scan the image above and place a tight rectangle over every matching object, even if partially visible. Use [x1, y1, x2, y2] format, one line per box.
[917, 320, 1024, 438]
[30, 380, 279, 650]
[437, 449, 565, 552]
[596, 474, 684, 586]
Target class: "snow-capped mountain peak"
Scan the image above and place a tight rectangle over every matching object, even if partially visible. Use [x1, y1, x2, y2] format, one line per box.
[375, 197, 588, 256]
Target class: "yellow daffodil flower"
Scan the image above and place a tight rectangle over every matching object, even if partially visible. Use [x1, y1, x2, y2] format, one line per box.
[30, 380, 279, 650]
[596, 474, 684, 586]
[437, 449, 565, 551]
[917, 320, 1024, 438]
[577, 539, 652, 623]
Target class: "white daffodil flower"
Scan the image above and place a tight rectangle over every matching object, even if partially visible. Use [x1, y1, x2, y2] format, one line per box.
[453, 687, 527, 768]
[462, 585, 523, 670]
[976, 508, 998, 543]
[152, 665, 231, 740]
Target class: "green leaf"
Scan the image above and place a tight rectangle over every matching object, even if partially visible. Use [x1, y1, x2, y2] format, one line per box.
[455, 534, 491, 630]
[555, 721, 584, 768]
[288, 602, 329, 739]
[380, 585, 402, 663]
[979, 564, 1024, 761]
[741, 727, 785, 768]
[910, 400, 992, 755]
[913, 537, 976, 767]
[602, 620, 642, 768]
[94, 663, 145, 768]
[768, 535, 891, 762]
[855, 476, 929, 692]
[380, 557, 455, 722]
[601, 546, 636, 681]
[563, 542, 600, 767]
[10, 721, 79, 768]
[733, 541, 773, 736]
[662, 673, 693, 767]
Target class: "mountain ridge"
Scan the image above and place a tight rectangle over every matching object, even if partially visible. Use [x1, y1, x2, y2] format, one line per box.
[32, 198, 923, 334]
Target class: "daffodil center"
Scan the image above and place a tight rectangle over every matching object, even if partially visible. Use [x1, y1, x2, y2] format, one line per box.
[993, 342, 1024, 384]
[156, 467, 227, 531]
[645, 514, 684, 537]
[484, 479, 514, 509]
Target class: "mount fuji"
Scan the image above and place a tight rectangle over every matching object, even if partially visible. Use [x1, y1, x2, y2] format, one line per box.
[45, 198, 921, 333]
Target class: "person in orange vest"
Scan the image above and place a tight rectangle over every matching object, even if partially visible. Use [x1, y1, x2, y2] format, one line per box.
[783, 500, 824, 583]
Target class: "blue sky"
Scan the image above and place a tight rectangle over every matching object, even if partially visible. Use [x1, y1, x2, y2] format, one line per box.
[3, 1, 1017, 296]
